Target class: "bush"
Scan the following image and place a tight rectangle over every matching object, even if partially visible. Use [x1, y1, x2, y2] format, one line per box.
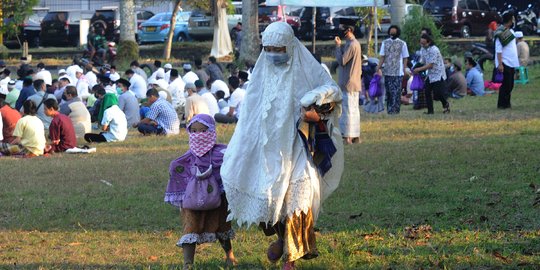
[402, 8, 448, 58]
[0, 45, 8, 59]
[116, 40, 139, 66]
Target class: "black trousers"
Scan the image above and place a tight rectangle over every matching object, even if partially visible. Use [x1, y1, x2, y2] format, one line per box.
[425, 78, 449, 114]
[84, 133, 108, 143]
[497, 64, 515, 109]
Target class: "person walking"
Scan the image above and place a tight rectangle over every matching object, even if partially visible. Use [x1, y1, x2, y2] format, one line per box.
[377, 25, 409, 114]
[335, 21, 362, 144]
[495, 12, 519, 109]
[413, 34, 450, 114]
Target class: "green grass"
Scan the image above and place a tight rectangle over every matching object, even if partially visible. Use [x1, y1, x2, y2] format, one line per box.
[1, 67, 540, 269]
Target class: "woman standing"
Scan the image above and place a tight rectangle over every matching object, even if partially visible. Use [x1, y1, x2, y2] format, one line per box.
[413, 34, 450, 114]
[210, 0, 233, 59]
[221, 22, 344, 270]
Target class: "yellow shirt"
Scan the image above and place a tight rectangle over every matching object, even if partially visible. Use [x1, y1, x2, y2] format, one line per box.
[12, 115, 45, 156]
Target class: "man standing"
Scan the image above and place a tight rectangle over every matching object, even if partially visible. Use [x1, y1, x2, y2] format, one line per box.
[377, 25, 409, 114]
[515, 31, 529, 67]
[335, 22, 362, 144]
[495, 12, 519, 109]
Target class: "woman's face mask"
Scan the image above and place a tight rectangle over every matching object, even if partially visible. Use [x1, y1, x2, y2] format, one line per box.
[266, 52, 289, 65]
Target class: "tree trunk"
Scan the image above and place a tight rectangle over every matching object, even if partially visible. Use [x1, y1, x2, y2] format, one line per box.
[240, 0, 260, 65]
[164, 0, 182, 59]
[120, 0, 136, 42]
[390, 0, 406, 28]
[366, 7, 374, 56]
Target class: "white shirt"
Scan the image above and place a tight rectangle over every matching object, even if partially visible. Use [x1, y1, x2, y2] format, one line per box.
[149, 67, 165, 81]
[109, 71, 120, 82]
[86, 71, 98, 89]
[168, 77, 186, 109]
[164, 70, 171, 82]
[129, 73, 147, 99]
[228, 87, 246, 117]
[101, 105, 128, 142]
[76, 76, 90, 101]
[0, 111, 3, 141]
[182, 71, 199, 85]
[495, 29, 520, 68]
[105, 84, 116, 94]
[65, 65, 80, 85]
[35, 69, 53, 85]
[201, 91, 219, 116]
[0, 76, 11, 90]
[210, 79, 230, 98]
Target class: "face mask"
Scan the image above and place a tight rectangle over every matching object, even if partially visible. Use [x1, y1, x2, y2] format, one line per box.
[341, 29, 349, 38]
[116, 87, 123, 95]
[390, 33, 398, 40]
[188, 130, 216, 157]
[266, 52, 289, 65]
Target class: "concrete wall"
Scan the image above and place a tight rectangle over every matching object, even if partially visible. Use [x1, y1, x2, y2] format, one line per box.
[36, 0, 173, 14]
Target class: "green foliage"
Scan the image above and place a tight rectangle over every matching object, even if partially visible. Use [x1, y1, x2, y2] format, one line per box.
[116, 40, 139, 67]
[0, 0, 40, 38]
[402, 8, 448, 56]
[0, 45, 8, 59]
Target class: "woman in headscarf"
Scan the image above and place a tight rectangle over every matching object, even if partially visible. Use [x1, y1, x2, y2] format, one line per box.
[221, 22, 344, 270]
[84, 93, 127, 143]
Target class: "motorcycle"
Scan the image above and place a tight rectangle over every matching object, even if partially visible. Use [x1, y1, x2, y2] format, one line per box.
[82, 41, 117, 67]
[467, 42, 493, 72]
[516, 4, 537, 36]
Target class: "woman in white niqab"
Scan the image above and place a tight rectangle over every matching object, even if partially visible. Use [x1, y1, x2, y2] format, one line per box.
[221, 22, 344, 269]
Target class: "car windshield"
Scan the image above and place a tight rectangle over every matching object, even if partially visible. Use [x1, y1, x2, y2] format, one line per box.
[43, 12, 67, 22]
[423, 0, 454, 10]
[149, 14, 172, 22]
[93, 10, 115, 20]
[259, 6, 278, 16]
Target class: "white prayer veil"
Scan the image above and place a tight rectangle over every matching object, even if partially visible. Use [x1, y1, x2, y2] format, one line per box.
[221, 22, 344, 226]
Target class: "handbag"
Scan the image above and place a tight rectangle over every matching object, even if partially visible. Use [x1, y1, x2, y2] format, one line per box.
[493, 70, 503, 83]
[368, 74, 383, 98]
[410, 74, 425, 91]
[182, 161, 222, 211]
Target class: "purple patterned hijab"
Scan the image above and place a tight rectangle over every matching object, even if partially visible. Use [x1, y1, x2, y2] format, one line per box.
[165, 114, 226, 207]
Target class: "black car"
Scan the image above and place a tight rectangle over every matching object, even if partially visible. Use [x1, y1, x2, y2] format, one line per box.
[91, 8, 154, 42]
[3, 8, 48, 49]
[40, 10, 93, 46]
[298, 7, 364, 40]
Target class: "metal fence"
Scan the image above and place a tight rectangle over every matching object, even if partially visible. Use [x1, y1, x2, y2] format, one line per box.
[36, 0, 173, 14]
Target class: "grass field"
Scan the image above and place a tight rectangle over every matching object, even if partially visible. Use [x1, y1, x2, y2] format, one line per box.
[1, 66, 540, 269]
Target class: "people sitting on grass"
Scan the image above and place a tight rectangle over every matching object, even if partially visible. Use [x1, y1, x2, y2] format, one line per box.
[15, 78, 35, 111]
[136, 89, 180, 136]
[0, 100, 45, 157]
[89, 85, 106, 123]
[116, 78, 140, 128]
[214, 76, 245, 124]
[0, 94, 21, 143]
[197, 79, 219, 117]
[25, 79, 56, 129]
[184, 82, 210, 123]
[43, 99, 77, 153]
[465, 58, 485, 96]
[125, 69, 147, 100]
[168, 69, 186, 119]
[182, 63, 199, 85]
[84, 93, 127, 143]
[447, 60, 467, 99]
[5, 80, 19, 108]
[59, 86, 92, 138]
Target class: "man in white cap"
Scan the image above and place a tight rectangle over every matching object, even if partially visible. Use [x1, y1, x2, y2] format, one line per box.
[5, 80, 20, 108]
[74, 66, 90, 102]
[515, 31, 529, 67]
[182, 63, 199, 85]
[0, 69, 11, 91]
[148, 78, 172, 103]
[163, 63, 172, 82]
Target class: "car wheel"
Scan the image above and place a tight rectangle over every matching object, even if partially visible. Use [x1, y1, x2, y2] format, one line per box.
[177, 32, 187, 42]
[460, 25, 471, 38]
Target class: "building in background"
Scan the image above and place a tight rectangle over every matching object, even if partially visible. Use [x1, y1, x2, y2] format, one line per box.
[37, 0, 173, 14]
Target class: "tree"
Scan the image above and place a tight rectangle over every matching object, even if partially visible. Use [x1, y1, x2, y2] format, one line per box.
[240, 0, 260, 64]
[117, 0, 139, 64]
[0, 0, 40, 46]
[163, 0, 183, 59]
[390, 0, 406, 28]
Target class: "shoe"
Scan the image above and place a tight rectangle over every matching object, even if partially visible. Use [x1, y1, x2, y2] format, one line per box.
[443, 103, 450, 114]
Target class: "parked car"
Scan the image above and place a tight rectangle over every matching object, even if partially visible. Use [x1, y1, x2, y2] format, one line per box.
[368, 4, 423, 37]
[138, 12, 191, 44]
[3, 8, 49, 48]
[298, 7, 364, 40]
[90, 7, 154, 42]
[40, 10, 93, 46]
[187, 1, 242, 41]
[423, 0, 501, 38]
[258, 4, 302, 36]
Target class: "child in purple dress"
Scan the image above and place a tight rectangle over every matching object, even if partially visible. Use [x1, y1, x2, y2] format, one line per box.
[165, 114, 236, 269]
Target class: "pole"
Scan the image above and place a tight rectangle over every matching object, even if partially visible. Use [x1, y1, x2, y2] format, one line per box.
[312, 7, 316, 53]
[0, 0, 3, 46]
[374, 0, 378, 56]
